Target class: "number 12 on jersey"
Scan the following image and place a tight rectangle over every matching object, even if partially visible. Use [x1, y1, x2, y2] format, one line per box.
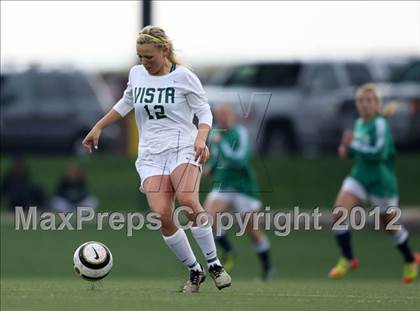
[144, 105, 167, 120]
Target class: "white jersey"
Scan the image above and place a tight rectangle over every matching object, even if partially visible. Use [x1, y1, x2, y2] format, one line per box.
[113, 64, 212, 155]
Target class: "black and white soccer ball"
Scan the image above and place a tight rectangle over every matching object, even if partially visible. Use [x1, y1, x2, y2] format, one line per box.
[73, 241, 113, 281]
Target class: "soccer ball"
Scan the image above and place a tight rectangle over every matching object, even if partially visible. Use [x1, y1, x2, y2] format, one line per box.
[73, 241, 113, 281]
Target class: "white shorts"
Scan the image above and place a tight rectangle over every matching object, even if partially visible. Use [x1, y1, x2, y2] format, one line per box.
[135, 146, 201, 192]
[207, 189, 262, 214]
[341, 177, 399, 213]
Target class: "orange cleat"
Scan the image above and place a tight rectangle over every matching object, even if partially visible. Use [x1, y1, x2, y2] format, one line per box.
[329, 257, 360, 279]
[402, 252, 420, 284]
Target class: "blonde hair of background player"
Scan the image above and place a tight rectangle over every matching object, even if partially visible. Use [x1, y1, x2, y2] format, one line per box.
[339, 83, 396, 159]
[356, 83, 397, 118]
[137, 25, 180, 65]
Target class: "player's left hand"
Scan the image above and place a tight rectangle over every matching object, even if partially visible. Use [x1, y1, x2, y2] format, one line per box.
[338, 144, 348, 159]
[194, 139, 209, 164]
[341, 130, 354, 146]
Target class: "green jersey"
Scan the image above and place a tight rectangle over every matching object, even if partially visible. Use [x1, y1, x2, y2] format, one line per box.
[349, 115, 398, 197]
[208, 125, 260, 199]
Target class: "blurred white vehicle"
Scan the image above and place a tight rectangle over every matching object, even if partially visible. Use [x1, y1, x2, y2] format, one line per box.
[204, 60, 419, 155]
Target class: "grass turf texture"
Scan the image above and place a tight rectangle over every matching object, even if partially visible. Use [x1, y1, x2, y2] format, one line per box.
[1, 154, 420, 310]
[3, 279, 419, 311]
[1, 224, 419, 310]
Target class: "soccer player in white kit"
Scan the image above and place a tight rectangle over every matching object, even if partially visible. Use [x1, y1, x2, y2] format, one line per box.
[82, 26, 231, 293]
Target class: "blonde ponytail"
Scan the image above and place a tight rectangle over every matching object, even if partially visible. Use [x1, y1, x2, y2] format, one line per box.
[380, 102, 398, 117]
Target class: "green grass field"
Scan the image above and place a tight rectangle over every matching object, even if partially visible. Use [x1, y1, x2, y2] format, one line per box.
[1, 223, 419, 311]
[3, 278, 419, 311]
[1, 154, 419, 310]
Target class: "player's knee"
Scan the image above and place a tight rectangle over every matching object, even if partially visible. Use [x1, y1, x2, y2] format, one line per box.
[380, 212, 399, 232]
[177, 195, 199, 211]
[333, 192, 346, 209]
[247, 229, 262, 242]
[205, 204, 218, 216]
[149, 208, 175, 234]
[149, 206, 172, 222]
[332, 192, 354, 220]
[159, 214, 177, 233]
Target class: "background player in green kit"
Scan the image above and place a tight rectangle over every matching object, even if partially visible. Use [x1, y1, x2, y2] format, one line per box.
[329, 83, 419, 284]
[204, 103, 272, 280]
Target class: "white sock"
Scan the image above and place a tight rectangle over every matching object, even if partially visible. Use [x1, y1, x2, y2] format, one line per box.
[162, 229, 202, 271]
[190, 226, 222, 268]
[255, 234, 270, 253]
[391, 226, 409, 246]
[214, 226, 226, 238]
